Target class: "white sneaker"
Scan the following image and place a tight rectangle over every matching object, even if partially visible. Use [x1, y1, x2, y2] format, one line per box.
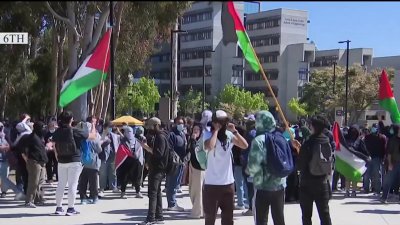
[98, 191, 104, 198]
[136, 192, 144, 198]
[112, 188, 120, 193]
[14, 192, 26, 201]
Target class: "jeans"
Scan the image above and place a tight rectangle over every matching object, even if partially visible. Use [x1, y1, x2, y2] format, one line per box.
[382, 163, 400, 200]
[203, 184, 235, 225]
[56, 162, 83, 208]
[253, 188, 286, 225]
[234, 165, 247, 206]
[99, 159, 116, 190]
[363, 157, 383, 193]
[26, 159, 46, 203]
[46, 151, 58, 181]
[244, 174, 254, 210]
[146, 170, 164, 222]
[300, 179, 332, 225]
[0, 161, 20, 194]
[166, 164, 183, 207]
[176, 164, 184, 189]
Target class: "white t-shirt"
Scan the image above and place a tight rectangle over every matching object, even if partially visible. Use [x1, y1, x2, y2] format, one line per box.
[203, 130, 235, 185]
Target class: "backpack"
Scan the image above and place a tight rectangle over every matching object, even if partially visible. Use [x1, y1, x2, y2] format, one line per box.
[309, 141, 333, 176]
[164, 132, 183, 176]
[54, 127, 78, 158]
[265, 130, 294, 178]
[81, 140, 93, 166]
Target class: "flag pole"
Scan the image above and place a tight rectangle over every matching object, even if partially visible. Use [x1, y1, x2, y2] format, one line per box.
[110, 0, 116, 120]
[248, 43, 297, 144]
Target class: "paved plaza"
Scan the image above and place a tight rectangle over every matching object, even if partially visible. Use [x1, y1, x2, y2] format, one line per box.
[0, 180, 399, 225]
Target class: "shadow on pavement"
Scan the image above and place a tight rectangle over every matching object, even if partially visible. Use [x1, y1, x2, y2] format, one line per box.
[356, 209, 400, 214]
[0, 213, 51, 218]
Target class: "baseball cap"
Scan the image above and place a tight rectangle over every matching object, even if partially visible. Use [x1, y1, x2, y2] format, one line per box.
[215, 110, 228, 118]
[145, 117, 161, 129]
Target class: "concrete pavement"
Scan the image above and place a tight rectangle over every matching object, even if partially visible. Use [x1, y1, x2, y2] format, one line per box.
[0, 181, 399, 225]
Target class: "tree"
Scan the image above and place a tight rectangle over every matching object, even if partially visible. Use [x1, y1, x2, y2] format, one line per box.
[301, 64, 395, 123]
[117, 77, 160, 117]
[178, 87, 208, 117]
[288, 98, 308, 118]
[218, 84, 268, 120]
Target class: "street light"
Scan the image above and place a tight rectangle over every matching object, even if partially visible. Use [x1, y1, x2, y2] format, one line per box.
[127, 90, 133, 116]
[338, 40, 351, 126]
[202, 49, 215, 111]
[170, 29, 187, 118]
[332, 61, 337, 94]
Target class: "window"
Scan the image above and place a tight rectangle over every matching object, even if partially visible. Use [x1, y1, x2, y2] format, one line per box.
[260, 52, 279, 63]
[246, 86, 278, 97]
[298, 86, 304, 98]
[150, 71, 170, 80]
[245, 70, 278, 81]
[181, 30, 212, 42]
[298, 68, 309, 81]
[180, 84, 211, 95]
[182, 11, 213, 24]
[180, 66, 212, 78]
[311, 55, 339, 67]
[246, 18, 281, 30]
[180, 46, 213, 61]
[232, 65, 243, 77]
[251, 34, 280, 47]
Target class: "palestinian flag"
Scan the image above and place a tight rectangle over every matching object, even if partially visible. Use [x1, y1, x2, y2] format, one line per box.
[115, 144, 133, 170]
[221, 2, 260, 73]
[332, 122, 367, 182]
[59, 29, 111, 107]
[379, 69, 400, 124]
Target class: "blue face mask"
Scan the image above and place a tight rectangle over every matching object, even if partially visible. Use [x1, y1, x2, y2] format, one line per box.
[177, 124, 184, 132]
[390, 129, 394, 135]
[108, 128, 112, 133]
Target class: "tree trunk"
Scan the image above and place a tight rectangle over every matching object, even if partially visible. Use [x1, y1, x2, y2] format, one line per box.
[1, 76, 8, 119]
[66, 2, 87, 121]
[84, 11, 95, 115]
[57, 26, 66, 114]
[50, 27, 59, 116]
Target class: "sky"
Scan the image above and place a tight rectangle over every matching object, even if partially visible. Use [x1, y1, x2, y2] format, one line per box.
[250, 2, 400, 57]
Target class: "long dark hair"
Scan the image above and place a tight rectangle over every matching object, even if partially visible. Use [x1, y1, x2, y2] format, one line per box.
[211, 116, 229, 150]
[191, 122, 203, 141]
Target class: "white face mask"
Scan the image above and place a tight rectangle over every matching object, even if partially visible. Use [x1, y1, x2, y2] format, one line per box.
[49, 129, 56, 133]
[176, 124, 184, 132]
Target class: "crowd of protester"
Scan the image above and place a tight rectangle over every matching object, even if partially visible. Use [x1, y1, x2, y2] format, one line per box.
[0, 109, 399, 225]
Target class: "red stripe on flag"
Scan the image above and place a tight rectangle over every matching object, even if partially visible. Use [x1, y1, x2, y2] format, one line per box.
[86, 29, 111, 72]
[332, 122, 341, 151]
[115, 144, 133, 170]
[227, 2, 245, 31]
[379, 69, 394, 99]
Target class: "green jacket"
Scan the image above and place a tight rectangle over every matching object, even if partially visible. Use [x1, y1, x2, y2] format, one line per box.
[248, 134, 287, 191]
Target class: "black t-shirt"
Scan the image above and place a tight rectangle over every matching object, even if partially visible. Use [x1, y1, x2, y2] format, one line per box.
[53, 127, 88, 163]
[17, 134, 48, 164]
[188, 138, 204, 171]
[148, 131, 167, 172]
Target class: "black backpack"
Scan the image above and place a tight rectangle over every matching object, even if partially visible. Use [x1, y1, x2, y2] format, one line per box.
[54, 127, 78, 157]
[309, 140, 333, 176]
[164, 132, 183, 176]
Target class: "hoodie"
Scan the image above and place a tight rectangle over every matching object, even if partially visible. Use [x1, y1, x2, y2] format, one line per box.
[248, 111, 287, 191]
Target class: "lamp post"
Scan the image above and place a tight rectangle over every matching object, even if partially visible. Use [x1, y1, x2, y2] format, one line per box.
[127, 90, 133, 116]
[170, 28, 187, 119]
[332, 61, 337, 94]
[202, 49, 215, 111]
[338, 40, 351, 126]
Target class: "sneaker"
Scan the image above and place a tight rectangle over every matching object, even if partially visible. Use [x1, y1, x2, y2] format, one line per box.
[120, 192, 127, 199]
[66, 208, 80, 216]
[53, 207, 65, 215]
[154, 220, 165, 224]
[0, 192, 6, 198]
[81, 199, 89, 205]
[140, 220, 155, 225]
[136, 192, 144, 198]
[380, 198, 388, 204]
[167, 205, 185, 212]
[176, 189, 183, 194]
[242, 209, 253, 216]
[90, 198, 99, 204]
[98, 191, 104, 198]
[14, 192, 26, 201]
[25, 202, 37, 208]
[351, 191, 357, 197]
[235, 205, 245, 210]
[162, 188, 166, 193]
[112, 188, 120, 193]
[344, 191, 351, 197]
